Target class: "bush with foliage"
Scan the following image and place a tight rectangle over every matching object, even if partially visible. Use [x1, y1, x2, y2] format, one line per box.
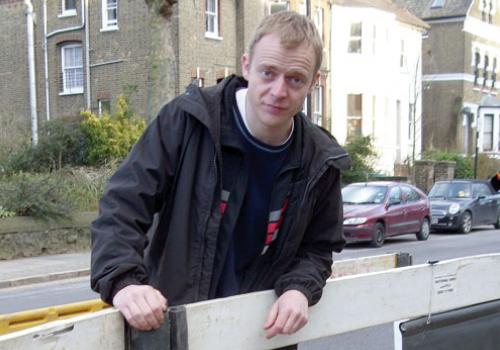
[1, 119, 85, 174]
[422, 150, 473, 179]
[81, 95, 146, 166]
[342, 136, 377, 184]
[0, 173, 73, 220]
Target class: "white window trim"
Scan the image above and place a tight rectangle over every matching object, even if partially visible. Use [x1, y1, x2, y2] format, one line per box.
[313, 85, 323, 126]
[60, 0, 77, 17]
[205, 0, 222, 39]
[348, 22, 362, 54]
[61, 44, 84, 95]
[101, 0, 119, 31]
[314, 7, 323, 40]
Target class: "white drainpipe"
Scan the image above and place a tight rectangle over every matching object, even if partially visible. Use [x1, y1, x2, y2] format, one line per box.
[84, 0, 91, 110]
[25, 0, 38, 146]
[43, 0, 50, 121]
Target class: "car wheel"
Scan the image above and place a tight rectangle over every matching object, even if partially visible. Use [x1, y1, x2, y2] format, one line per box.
[494, 214, 500, 229]
[370, 222, 385, 248]
[416, 218, 430, 241]
[459, 211, 472, 234]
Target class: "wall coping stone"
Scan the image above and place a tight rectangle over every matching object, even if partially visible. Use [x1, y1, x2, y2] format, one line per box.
[0, 212, 97, 235]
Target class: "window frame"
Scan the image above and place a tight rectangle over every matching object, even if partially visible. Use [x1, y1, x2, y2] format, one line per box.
[205, 0, 221, 39]
[101, 0, 118, 31]
[312, 85, 323, 126]
[60, 43, 84, 95]
[482, 114, 494, 151]
[61, 0, 77, 17]
[347, 93, 363, 138]
[348, 22, 362, 54]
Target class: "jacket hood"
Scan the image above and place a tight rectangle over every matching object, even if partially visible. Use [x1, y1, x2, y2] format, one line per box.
[175, 75, 351, 174]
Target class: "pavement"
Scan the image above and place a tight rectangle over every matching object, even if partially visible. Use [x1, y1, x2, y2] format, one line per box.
[0, 252, 90, 289]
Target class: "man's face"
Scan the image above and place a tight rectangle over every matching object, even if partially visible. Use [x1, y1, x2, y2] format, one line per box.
[242, 33, 319, 138]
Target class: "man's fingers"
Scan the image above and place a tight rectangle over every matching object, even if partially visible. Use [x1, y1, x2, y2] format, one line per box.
[112, 285, 168, 331]
[263, 302, 279, 330]
[143, 292, 166, 325]
[127, 300, 155, 331]
[265, 308, 290, 338]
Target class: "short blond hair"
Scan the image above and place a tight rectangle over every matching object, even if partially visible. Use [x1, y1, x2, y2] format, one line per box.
[248, 11, 323, 75]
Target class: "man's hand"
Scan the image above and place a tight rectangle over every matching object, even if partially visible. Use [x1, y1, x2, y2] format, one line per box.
[113, 285, 167, 331]
[263, 290, 309, 339]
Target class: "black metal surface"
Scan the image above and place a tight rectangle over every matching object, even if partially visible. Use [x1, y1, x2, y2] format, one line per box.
[401, 299, 500, 350]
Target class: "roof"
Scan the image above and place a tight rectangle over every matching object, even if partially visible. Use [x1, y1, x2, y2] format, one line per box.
[480, 95, 500, 107]
[334, 0, 430, 29]
[392, 0, 473, 20]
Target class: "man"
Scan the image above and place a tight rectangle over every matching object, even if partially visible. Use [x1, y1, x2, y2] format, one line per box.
[91, 10, 350, 342]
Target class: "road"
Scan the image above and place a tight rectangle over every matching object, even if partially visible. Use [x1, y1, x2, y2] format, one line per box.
[1, 227, 499, 349]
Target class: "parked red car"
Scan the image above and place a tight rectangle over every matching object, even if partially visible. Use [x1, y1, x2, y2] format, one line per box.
[342, 182, 431, 247]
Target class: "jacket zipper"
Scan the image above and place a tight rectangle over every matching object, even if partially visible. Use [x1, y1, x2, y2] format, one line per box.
[194, 151, 219, 301]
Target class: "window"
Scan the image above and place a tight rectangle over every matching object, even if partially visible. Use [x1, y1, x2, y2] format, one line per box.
[314, 7, 323, 40]
[472, 183, 491, 197]
[270, 1, 289, 14]
[347, 94, 362, 138]
[388, 186, 402, 205]
[372, 25, 377, 55]
[400, 40, 406, 68]
[205, 0, 220, 38]
[402, 186, 421, 202]
[483, 114, 494, 151]
[430, 0, 445, 8]
[348, 22, 362, 54]
[483, 55, 490, 87]
[61, 44, 83, 94]
[474, 51, 481, 85]
[102, 0, 118, 30]
[492, 58, 497, 89]
[62, 0, 77, 16]
[98, 99, 111, 117]
[313, 85, 323, 126]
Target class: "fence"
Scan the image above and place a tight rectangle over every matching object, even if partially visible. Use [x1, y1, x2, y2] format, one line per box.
[1, 253, 499, 350]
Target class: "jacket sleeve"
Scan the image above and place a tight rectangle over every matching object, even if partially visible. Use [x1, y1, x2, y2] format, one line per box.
[90, 104, 187, 304]
[274, 167, 345, 305]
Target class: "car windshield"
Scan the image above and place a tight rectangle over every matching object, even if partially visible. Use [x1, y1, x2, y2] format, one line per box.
[429, 183, 472, 198]
[342, 185, 387, 205]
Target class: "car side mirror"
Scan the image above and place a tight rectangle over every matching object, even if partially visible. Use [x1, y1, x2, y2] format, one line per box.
[477, 195, 486, 200]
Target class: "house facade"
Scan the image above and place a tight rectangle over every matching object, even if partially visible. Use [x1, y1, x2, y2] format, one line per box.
[394, 0, 500, 157]
[0, 0, 269, 144]
[330, 0, 428, 174]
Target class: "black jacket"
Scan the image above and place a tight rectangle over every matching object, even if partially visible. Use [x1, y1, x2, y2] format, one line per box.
[91, 76, 351, 307]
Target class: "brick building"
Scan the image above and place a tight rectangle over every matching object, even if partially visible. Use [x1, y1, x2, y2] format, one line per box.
[394, 0, 500, 156]
[0, 0, 269, 143]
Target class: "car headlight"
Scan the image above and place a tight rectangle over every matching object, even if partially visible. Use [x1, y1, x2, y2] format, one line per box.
[343, 217, 367, 225]
[448, 203, 460, 215]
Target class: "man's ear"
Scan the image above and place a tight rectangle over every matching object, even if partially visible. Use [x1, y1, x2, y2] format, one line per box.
[308, 71, 321, 93]
[241, 54, 251, 81]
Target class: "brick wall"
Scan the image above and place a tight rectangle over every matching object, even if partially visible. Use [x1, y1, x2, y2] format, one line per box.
[414, 160, 455, 193]
[0, 1, 30, 131]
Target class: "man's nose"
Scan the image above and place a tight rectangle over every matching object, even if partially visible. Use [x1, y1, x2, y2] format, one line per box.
[270, 76, 287, 98]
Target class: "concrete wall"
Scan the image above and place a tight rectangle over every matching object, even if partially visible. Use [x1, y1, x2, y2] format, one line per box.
[0, 212, 95, 260]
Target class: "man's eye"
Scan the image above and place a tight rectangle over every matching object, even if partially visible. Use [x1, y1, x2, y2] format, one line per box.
[289, 77, 304, 86]
[260, 70, 273, 79]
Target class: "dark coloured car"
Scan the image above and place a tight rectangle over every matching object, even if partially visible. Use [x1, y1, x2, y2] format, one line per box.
[428, 180, 500, 233]
[342, 182, 431, 247]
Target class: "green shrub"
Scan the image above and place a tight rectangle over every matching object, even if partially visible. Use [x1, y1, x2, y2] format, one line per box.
[59, 164, 117, 212]
[1, 119, 86, 174]
[0, 114, 30, 165]
[422, 150, 473, 179]
[342, 136, 377, 184]
[0, 173, 73, 220]
[81, 95, 146, 166]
